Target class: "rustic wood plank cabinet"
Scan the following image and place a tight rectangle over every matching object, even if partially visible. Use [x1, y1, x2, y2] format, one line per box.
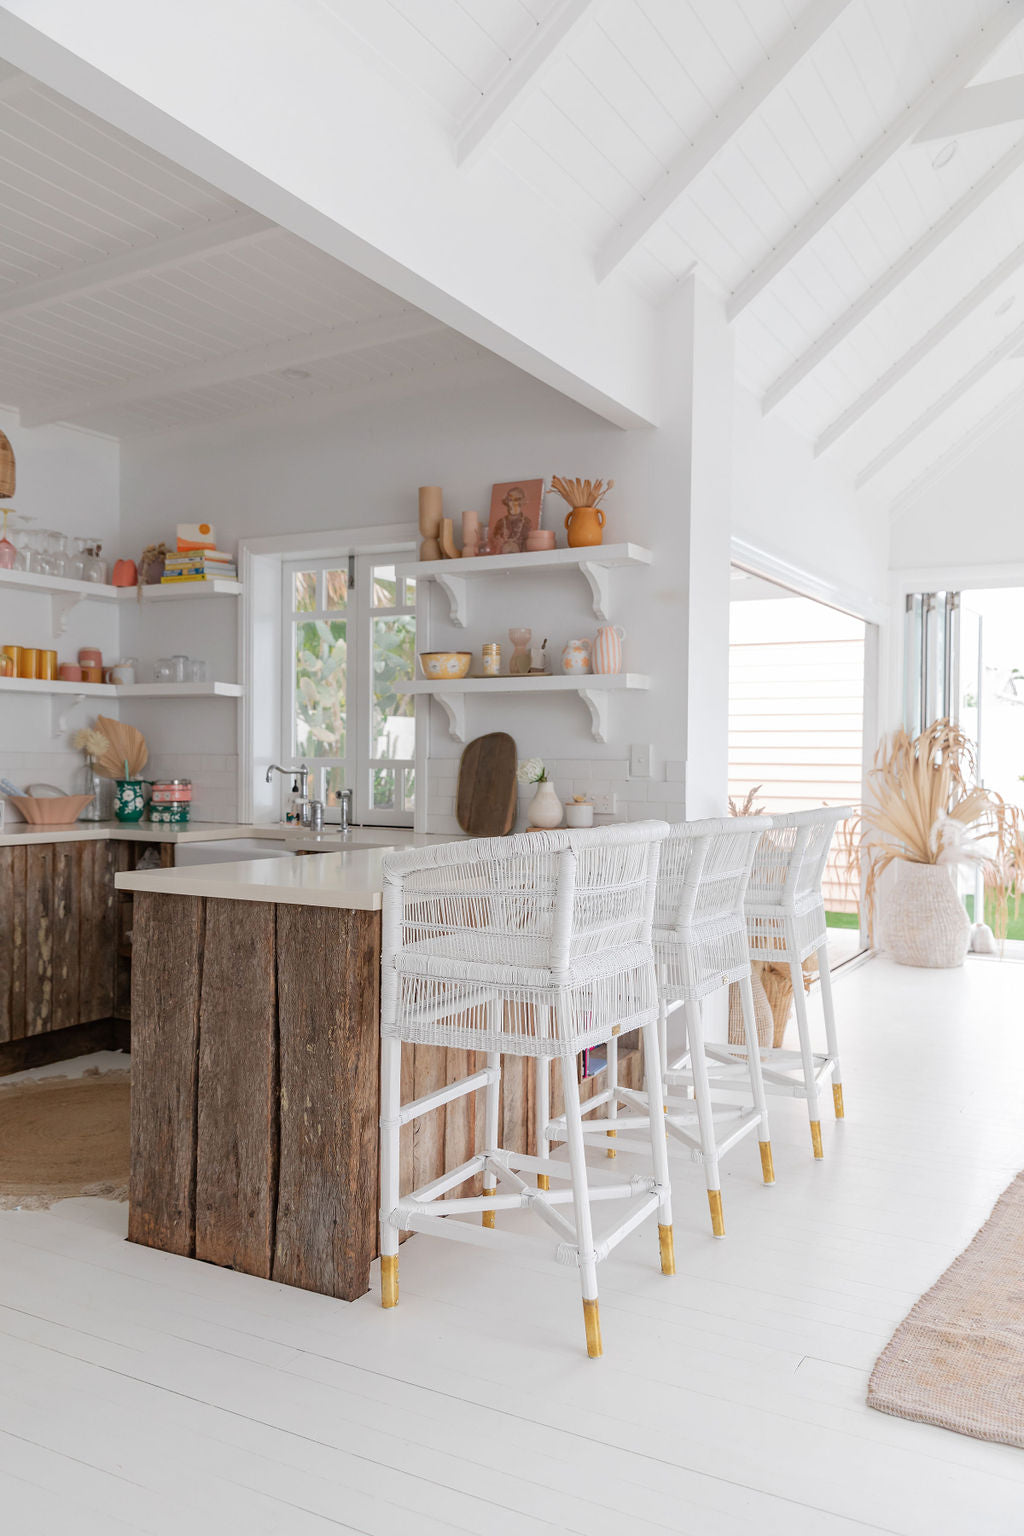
[0, 837, 172, 1071]
[126, 882, 641, 1302]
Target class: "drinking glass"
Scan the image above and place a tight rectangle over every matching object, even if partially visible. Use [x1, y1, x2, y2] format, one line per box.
[154, 658, 174, 683]
[190, 659, 207, 682]
[84, 542, 107, 583]
[68, 537, 88, 580]
[50, 531, 69, 577]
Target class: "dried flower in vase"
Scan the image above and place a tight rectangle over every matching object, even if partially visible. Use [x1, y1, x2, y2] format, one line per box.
[550, 478, 615, 549]
[72, 726, 111, 760]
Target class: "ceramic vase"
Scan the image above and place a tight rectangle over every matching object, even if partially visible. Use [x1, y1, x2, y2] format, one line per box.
[565, 506, 605, 547]
[527, 780, 563, 829]
[879, 861, 971, 968]
[461, 510, 480, 558]
[561, 638, 592, 674]
[418, 486, 442, 561]
[593, 624, 624, 674]
[115, 778, 147, 823]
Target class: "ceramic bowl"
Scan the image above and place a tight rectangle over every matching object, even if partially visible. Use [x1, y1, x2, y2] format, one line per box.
[419, 651, 473, 680]
[7, 793, 94, 825]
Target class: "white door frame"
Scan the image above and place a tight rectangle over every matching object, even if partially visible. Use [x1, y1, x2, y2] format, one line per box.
[237, 524, 419, 825]
[730, 536, 891, 960]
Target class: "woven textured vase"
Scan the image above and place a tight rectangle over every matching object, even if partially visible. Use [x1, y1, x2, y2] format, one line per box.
[727, 967, 773, 1047]
[879, 861, 970, 969]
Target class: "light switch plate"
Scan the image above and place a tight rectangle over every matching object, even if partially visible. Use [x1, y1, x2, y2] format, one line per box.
[630, 742, 653, 778]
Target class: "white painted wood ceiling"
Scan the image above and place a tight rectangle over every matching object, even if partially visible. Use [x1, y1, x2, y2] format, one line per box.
[0, 58, 484, 439]
[5, 1, 1024, 509]
[323, 0, 1024, 505]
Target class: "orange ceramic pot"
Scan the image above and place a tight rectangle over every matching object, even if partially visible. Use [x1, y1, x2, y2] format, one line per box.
[565, 506, 605, 548]
[112, 558, 137, 586]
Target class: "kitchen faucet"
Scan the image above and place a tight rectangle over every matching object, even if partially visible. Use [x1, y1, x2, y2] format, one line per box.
[266, 763, 320, 828]
[338, 786, 353, 833]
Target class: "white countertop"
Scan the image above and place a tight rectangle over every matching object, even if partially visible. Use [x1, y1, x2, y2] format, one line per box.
[0, 819, 436, 851]
[114, 829, 460, 911]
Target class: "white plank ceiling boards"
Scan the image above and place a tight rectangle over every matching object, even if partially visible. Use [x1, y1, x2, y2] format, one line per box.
[3, 1, 1024, 507]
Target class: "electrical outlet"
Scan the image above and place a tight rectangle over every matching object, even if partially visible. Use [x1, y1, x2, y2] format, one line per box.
[590, 791, 616, 815]
[630, 742, 653, 778]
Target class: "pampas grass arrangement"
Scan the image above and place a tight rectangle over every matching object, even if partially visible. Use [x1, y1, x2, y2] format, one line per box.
[851, 719, 1024, 942]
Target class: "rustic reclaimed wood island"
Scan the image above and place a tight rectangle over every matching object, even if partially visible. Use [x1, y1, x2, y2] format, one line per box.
[117, 844, 640, 1303]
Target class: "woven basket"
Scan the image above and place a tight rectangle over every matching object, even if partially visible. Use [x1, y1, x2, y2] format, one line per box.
[727, 967, 773, 1048]
[879, 860, 971, 968]
[0, 430, 14, 498]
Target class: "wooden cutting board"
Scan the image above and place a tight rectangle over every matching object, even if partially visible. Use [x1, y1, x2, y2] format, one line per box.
[456, 732, 518, 837]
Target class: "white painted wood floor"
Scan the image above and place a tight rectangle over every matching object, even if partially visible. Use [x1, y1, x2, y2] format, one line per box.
[2, 955, 1024, 1535]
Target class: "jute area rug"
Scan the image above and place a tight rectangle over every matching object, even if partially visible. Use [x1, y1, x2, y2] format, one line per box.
[0, 1068, 129, 1210]
[868, 1171, 1024, 1448]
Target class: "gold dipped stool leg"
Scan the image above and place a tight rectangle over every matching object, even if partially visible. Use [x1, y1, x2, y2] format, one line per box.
[833, 1082, 845, 1119]
[583, 1298, 603, 1358]
[810, 1121, 824, 1159]
[707, 1189, 725, 1238]
[759, 1141, 775, 1185]
[381, 1254, 399, 1308]
[659, 1224, 676, 1275]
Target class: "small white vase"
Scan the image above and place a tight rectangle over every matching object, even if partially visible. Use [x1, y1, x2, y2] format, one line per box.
[879, 861, 971, 969]
[527, 780, 563, 829]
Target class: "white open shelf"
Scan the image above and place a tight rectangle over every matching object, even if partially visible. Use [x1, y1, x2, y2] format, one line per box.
[395, 542, 650, 627]
[0, 568, 241, 636]
[0, 675, 243, 735]
[406, 672, 649, 743]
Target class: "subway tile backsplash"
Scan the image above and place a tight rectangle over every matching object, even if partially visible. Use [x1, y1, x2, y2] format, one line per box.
[424, 756, 679, 833]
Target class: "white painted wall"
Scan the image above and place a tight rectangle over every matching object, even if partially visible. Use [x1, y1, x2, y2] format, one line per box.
[119, 357, 693, 830]
[889, 409, 1024, 572]
[0, 406, 120, 797]
[734, 387, 890, 611]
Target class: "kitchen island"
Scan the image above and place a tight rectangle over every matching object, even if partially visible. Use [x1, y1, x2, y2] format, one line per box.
[116, 845, 642, 1302]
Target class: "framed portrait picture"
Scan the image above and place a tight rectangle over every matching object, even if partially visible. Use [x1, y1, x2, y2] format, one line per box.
[488, 479, 545, 554]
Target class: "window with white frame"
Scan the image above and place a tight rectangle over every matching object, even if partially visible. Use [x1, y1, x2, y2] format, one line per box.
[281, 554, 416, 824]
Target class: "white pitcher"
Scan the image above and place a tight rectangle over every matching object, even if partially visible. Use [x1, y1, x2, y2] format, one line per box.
[561, 638, 592, 675]
[592, 624, 624, 675]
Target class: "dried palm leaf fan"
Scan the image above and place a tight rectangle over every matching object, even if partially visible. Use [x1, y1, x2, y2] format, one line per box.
[92, 716, 148, 779]
[0, 429, 15, 498]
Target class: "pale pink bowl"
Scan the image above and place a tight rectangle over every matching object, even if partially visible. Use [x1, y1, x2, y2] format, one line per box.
[8, 793, 94, 825]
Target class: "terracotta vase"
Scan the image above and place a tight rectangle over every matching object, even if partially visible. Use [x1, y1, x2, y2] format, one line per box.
[565, 505, 605, 548]
[527, 780, 563, 829]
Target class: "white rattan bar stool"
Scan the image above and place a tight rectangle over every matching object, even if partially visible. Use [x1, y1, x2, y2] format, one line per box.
[547, 817, 775, 1239]
[378, 822, 674, 1359]
[716, 807, 853, 1160]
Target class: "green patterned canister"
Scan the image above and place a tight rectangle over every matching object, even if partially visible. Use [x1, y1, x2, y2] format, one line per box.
[115, 778, 148, 822]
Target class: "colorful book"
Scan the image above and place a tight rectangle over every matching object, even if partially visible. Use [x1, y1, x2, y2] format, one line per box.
[160, 572, 237, 584]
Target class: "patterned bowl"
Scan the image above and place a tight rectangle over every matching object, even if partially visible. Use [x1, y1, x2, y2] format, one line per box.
[419, 651, 473, 680]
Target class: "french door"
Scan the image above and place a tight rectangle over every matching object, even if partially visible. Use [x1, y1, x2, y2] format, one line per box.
[281, 553, 416, 825]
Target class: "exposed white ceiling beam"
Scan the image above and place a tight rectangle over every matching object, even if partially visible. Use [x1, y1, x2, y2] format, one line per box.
[596, 0, 852, 282]
[0, 210, 273, 322]
[0, 70, 31, 103]
[815, 239, 1024, 455]
[457, 0, 595, 168]
[728, 7, 1024, 320]
[19, 310, 445, 427]
[761, 139, 1024, 414]
[854, 317, 1024, 488]
[916, 73, 1024, 141]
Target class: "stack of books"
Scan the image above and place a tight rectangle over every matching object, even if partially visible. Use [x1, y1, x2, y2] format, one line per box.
[161, 551, 238, 584]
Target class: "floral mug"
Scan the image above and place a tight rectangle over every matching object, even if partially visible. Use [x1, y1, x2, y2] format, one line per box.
[115, 778, 148, 823]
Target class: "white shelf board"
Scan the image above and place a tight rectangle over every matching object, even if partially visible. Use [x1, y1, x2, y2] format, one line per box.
[396, 542, 650, 627]
[406, 672, 649, 743]
[0, 567, 241, 637]
[130, 579, 242, 600]
[0, 677, 242, 699]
